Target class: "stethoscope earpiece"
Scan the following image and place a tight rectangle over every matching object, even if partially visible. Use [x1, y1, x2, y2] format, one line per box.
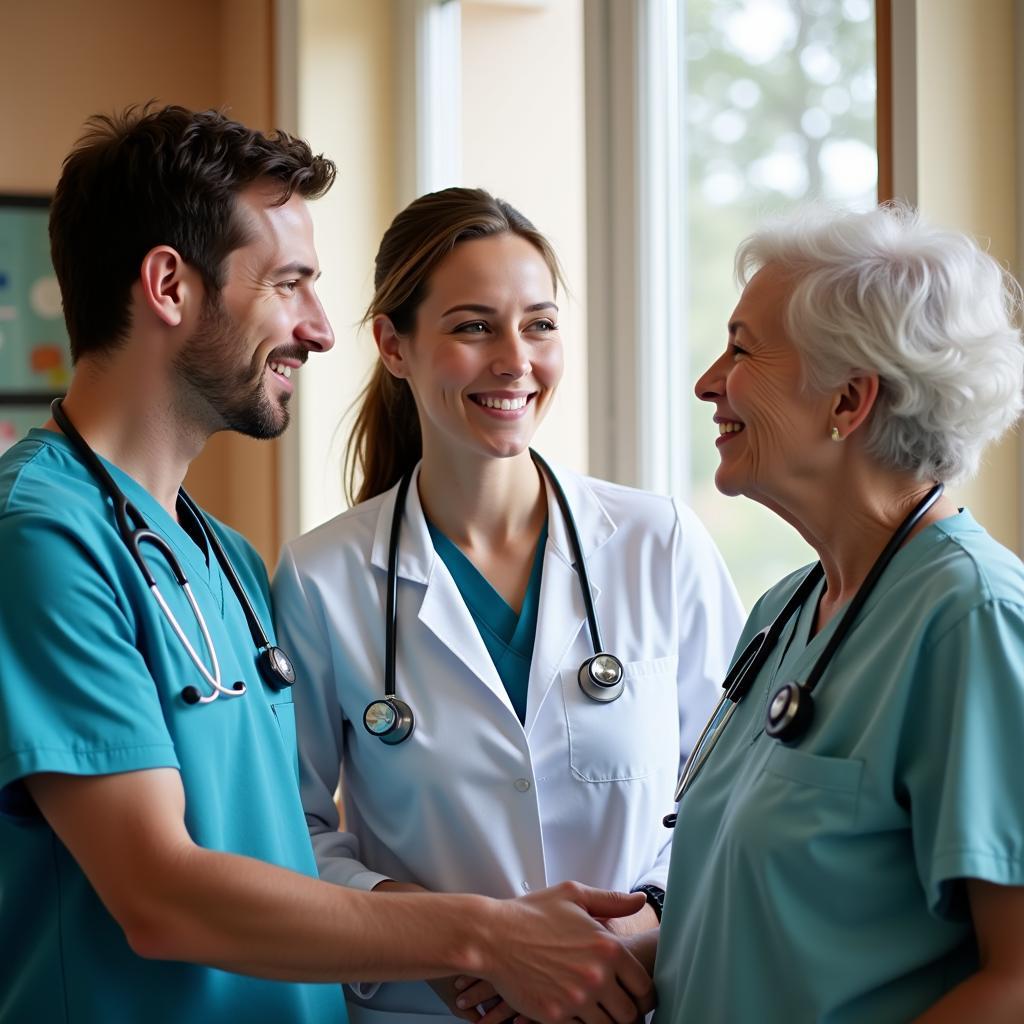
[577, 652, 625, 702]
[181, 679, 246, 705]
[764, 681, 814, 743]
[363, 698, 415, 745]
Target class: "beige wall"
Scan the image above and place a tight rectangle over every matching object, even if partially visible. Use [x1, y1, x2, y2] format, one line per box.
[293, 0, 398, 535]
[0, 0, 280, 565]
[914, 0, 1020, 550]
[461, 0, 589, 474]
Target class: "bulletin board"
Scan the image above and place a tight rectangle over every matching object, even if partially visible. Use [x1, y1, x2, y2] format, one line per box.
[0, 195, 71, 456]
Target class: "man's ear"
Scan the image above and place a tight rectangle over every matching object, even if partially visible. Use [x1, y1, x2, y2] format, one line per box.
[831, 372, 880, 439]
[373, 314, 410, 379]
[138, 246, 200, 328]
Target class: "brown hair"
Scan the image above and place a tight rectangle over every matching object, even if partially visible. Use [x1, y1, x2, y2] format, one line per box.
[50, 104, 336, 361]
[345, 187, 564, 505]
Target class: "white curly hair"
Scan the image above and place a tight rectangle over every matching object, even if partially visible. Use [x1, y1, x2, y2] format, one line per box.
[735, 202, 1024, 483]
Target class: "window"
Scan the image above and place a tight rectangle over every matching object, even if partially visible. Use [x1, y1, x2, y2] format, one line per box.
[685, 0, 878, 605]
[586, 0, 877, 607]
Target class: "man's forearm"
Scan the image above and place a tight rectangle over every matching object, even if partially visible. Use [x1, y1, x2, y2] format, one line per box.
[129, 842, 492, 982]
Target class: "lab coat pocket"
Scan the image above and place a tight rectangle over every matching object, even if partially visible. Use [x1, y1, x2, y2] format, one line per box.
[270, 699, 299, 779]
[562, 655, 679, 783]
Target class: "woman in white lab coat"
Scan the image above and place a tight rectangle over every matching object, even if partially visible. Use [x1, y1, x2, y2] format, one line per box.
[273, 188, 744, 1024]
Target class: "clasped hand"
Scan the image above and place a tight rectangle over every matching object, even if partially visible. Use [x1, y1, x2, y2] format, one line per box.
[436, 882, 656, 1024]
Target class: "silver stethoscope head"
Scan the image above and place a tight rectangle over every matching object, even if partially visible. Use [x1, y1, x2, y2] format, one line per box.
[577, 652, 625, 702]
[363, 697, 415, 744]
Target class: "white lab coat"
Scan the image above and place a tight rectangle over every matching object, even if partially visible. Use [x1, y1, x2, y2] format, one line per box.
[272, 464, 744, 1024]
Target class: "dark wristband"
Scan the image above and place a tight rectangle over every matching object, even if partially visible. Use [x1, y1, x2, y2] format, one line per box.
[631, 883, 665, 921]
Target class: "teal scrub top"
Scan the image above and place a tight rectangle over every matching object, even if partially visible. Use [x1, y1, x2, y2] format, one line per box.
[654, 511, 1024, 1024]
[426, 518, 548, 724]
[0, 431, 345, 1024]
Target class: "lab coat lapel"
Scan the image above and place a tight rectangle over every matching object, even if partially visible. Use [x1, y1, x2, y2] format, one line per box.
[523, 467, 616, 737]
[369, 466, 517, 720]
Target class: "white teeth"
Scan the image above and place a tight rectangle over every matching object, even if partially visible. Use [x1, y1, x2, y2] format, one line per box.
[269, 362, 292, 379]
[478, 395, 528, 410]
[718, 421, 745, 435]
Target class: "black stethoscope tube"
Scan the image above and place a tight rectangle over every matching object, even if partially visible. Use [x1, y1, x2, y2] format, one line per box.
[529, 450, 606, 654]
[384, 471, 414, 702]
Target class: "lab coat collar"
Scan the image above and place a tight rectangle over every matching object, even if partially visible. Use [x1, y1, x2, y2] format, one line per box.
[527, 463, 617, 736]
[540, 461, 617, 568]
[368, 463, 514, 718]
[369, 464, 434, 583]
[368, 460, 618, 579]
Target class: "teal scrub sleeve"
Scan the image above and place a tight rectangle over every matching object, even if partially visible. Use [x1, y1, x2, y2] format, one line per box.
[899, 598, 1024, 920]
[0, 513, 178, 812]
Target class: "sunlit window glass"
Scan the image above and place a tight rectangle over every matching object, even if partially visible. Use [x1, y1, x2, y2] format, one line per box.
[685, 0, 877, 607]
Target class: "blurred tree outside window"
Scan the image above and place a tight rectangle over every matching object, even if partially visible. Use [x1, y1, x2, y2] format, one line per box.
[684, 0, 877, 608]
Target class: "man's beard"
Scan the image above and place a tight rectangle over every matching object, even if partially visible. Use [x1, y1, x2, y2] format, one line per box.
[174, 297, 291, 440]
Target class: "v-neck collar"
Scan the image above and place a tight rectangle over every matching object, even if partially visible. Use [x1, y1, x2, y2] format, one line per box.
[426, 517, 548, 656]
[769, 509, 976, 692]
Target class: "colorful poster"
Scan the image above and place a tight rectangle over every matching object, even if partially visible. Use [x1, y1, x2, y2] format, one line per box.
[0, 197, 71, 396]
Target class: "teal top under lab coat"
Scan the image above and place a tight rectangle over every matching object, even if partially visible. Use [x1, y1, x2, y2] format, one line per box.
[654, 510, 1024, 1024]
[0, 430, 345, 1024]
[426, 518, 548, 724]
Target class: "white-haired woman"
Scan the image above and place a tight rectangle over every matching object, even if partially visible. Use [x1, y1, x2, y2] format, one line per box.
[646, 204, 1024, 1022]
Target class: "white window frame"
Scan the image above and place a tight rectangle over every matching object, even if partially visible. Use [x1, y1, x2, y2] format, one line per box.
[393, 0, 462, 206]
[583, 0, 689, 499]
[889, 0, 918, 206]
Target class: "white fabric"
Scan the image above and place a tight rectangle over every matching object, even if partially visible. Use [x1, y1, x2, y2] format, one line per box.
[273, 464, 744, 1020]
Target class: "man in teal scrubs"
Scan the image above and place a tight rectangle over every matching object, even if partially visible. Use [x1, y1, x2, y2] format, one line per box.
[0, 106, 654, 1024]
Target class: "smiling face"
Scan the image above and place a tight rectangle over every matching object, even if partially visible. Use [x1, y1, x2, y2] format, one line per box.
[380, 232, 564, 465]
[694, 263, 836, 507]
[174, 182, 334, 438]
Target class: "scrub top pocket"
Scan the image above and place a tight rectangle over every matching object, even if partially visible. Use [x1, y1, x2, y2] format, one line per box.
[271, 699, 299, 777]
[756, 745, 864, 834]
[562, 655, 679, 782]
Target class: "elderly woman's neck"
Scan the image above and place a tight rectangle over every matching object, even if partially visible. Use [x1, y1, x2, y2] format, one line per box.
[782, 465, 959, 634]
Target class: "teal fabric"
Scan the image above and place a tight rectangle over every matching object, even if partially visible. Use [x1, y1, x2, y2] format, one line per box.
[426, 518, 548, 724]
[0, 430, 345, 1024]
[654, 510, 1024, 1024]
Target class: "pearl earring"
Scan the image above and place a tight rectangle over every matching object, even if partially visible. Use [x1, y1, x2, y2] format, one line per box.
[831, 426, 842, 442]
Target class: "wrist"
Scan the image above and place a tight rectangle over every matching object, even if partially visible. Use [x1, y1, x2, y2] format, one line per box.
[630, 884, 665, 922]
[447, 894, 500, 978]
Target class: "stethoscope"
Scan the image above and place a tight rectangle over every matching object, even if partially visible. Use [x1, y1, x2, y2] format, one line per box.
[362, 450, 625, 744]
[51, 399, 296, 706]
[663, 481, 944, 828]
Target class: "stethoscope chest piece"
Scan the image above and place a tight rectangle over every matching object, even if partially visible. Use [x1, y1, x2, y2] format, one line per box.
[363, 697, 415, 745]
[764, 680, 814, 743]
[577, 652, 624, 703]
[260, 645, 296, 690]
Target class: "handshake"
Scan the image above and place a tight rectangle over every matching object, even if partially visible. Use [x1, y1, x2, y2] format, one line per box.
[375, 881, 659, 1024]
